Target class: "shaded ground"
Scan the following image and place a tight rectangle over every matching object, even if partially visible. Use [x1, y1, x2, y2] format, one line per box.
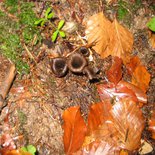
[0, 0, 155, 154]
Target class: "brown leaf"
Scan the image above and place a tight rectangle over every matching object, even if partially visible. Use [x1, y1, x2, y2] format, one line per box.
[118, 80, 147, 104]
[106, 56, 123, 85]
[87, 102, 112, 135]
[131, 65, 151, 93]
[103, 19, 133, 64]
[110, 98, 144, 151]
[97, 82, 138, 104]
[148, 111, 155, 139]
[148, 30, 155, 48]
[80, 140, 120, 155]
[63, 106, 87, 154]
[85, 13, 133, 64]
[126, 56, 141, 75]
[85, 12, 112, 55]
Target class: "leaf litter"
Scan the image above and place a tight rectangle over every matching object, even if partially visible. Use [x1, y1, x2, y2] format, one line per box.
[0, 0, 155, 155]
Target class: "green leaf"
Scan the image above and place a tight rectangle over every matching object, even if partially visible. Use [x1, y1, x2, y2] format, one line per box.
[21, 147, 27, 152]
[34, 18, 44, 25]
[45, 7, 51, 19]
[47, 12, 54, 19]
[41, 20, 46, 26]
[59, 31, 66, 38]
[27, 145, 37, 155]
[52, 30, 59, 42]
[147, 17, 155, 32]
[57, 20, 65, 30]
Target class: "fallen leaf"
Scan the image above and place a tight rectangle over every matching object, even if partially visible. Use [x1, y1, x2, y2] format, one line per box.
[148, 111, 155, 139]
[118, 80, 147, 104]
[148, 30, 155, 48]
[110, 98, 144, 151]
[104, 19, 133, 64]
[85, 12, 112, 55]
[131, 65, 151, 93]
[87, 102, 112, 135]
[106, 56, 123, 85]
[0, 150, 32, 155]
[80, 140, 120, 155]
[85, 13, 133, 64]
[126, 56, 141, 75]
[63, 106, 87, 154]
[97, 82, 138, 104]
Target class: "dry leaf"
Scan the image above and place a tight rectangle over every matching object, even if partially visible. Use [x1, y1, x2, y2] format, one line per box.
[148, 30, 155, 48]
[118, 80, 147, 104]
[103, 19, 133, 64]
[97, 82, 138, 104]
[1, 150, 32, 155]
[80, 140, 120, 155]
[131, 65, 151, 93]
[126, 56, 141, 75]
[106, 56, 123, 85]
[85, 12, 112, 55]
[148, 111, 155, 139]
[85, 13, 133, 64]
[63, 106, 87, 154]
[110, 98, 144, 151]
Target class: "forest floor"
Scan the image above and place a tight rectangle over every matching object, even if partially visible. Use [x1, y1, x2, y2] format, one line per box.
[0, 0, 155, 155]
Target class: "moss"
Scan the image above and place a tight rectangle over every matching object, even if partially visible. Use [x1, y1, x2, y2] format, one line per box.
[0, 0, 42, 75]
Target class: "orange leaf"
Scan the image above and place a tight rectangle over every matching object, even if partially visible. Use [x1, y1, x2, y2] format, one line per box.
[63, 106, 87, 154]
[110, 98, 144, 151]
[85, 12, 112, 55]
[126, 56, 141, 75]
[97, 82, 138, 104]
[118, 80, 147, 104]
[106, 56, 123, 85]
[1, 150, 32, 155]
[131, 65, 151, 93]
[87, 102, 112, 135]
[80, 140, 120, 155]
[148, 30, 155, 48]
[103, 19, 133, 64]
[148, 110, 155, 139]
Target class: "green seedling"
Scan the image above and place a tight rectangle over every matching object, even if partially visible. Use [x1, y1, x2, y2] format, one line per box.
[21, 145, 36, 155]
[34, 7, 54, 26]
[52, 20, 66, 42]
[35, 7, 66, 42]
[147, 17, 155, 32]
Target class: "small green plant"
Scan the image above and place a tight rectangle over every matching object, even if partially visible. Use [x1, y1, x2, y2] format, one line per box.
[35, 8, 66, 42]
[52, 20, 66, 42]
[21, 145, 36, 155]
[147, 17, 155, 32]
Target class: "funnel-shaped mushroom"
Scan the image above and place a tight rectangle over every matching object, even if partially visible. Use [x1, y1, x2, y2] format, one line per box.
[67, 52, 87, 73]
[51, 57, 68, 77]
[79, 46, 90, 57]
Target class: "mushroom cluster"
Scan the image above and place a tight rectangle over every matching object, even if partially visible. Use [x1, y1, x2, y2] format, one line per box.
[50, 47, 99, 80]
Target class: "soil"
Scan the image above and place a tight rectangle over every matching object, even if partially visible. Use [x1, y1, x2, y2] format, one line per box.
[0, 0, 155, 155]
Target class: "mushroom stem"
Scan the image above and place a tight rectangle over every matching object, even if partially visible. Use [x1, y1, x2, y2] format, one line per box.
[83, 66, 98, 80]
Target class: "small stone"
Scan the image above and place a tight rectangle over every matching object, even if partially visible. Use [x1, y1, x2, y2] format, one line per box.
[62, 21, 78, 34]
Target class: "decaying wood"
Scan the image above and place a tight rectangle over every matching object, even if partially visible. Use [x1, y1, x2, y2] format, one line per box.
[0, 64, 16, 110]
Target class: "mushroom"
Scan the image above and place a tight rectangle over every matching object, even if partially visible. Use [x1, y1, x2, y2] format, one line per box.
[79, 46, 90, 57]
[83, 66, 99, 80]
[50, 57, 68, 77]
[67, 52, 87, 73]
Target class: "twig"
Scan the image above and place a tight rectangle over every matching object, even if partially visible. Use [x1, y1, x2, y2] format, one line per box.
[0, 64, 16, 110]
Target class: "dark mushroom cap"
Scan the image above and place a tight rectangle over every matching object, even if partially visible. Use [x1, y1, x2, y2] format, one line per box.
[67, 52, 87, 73]
[79, 46, 90, 57]
[51, 57, 68, 77]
